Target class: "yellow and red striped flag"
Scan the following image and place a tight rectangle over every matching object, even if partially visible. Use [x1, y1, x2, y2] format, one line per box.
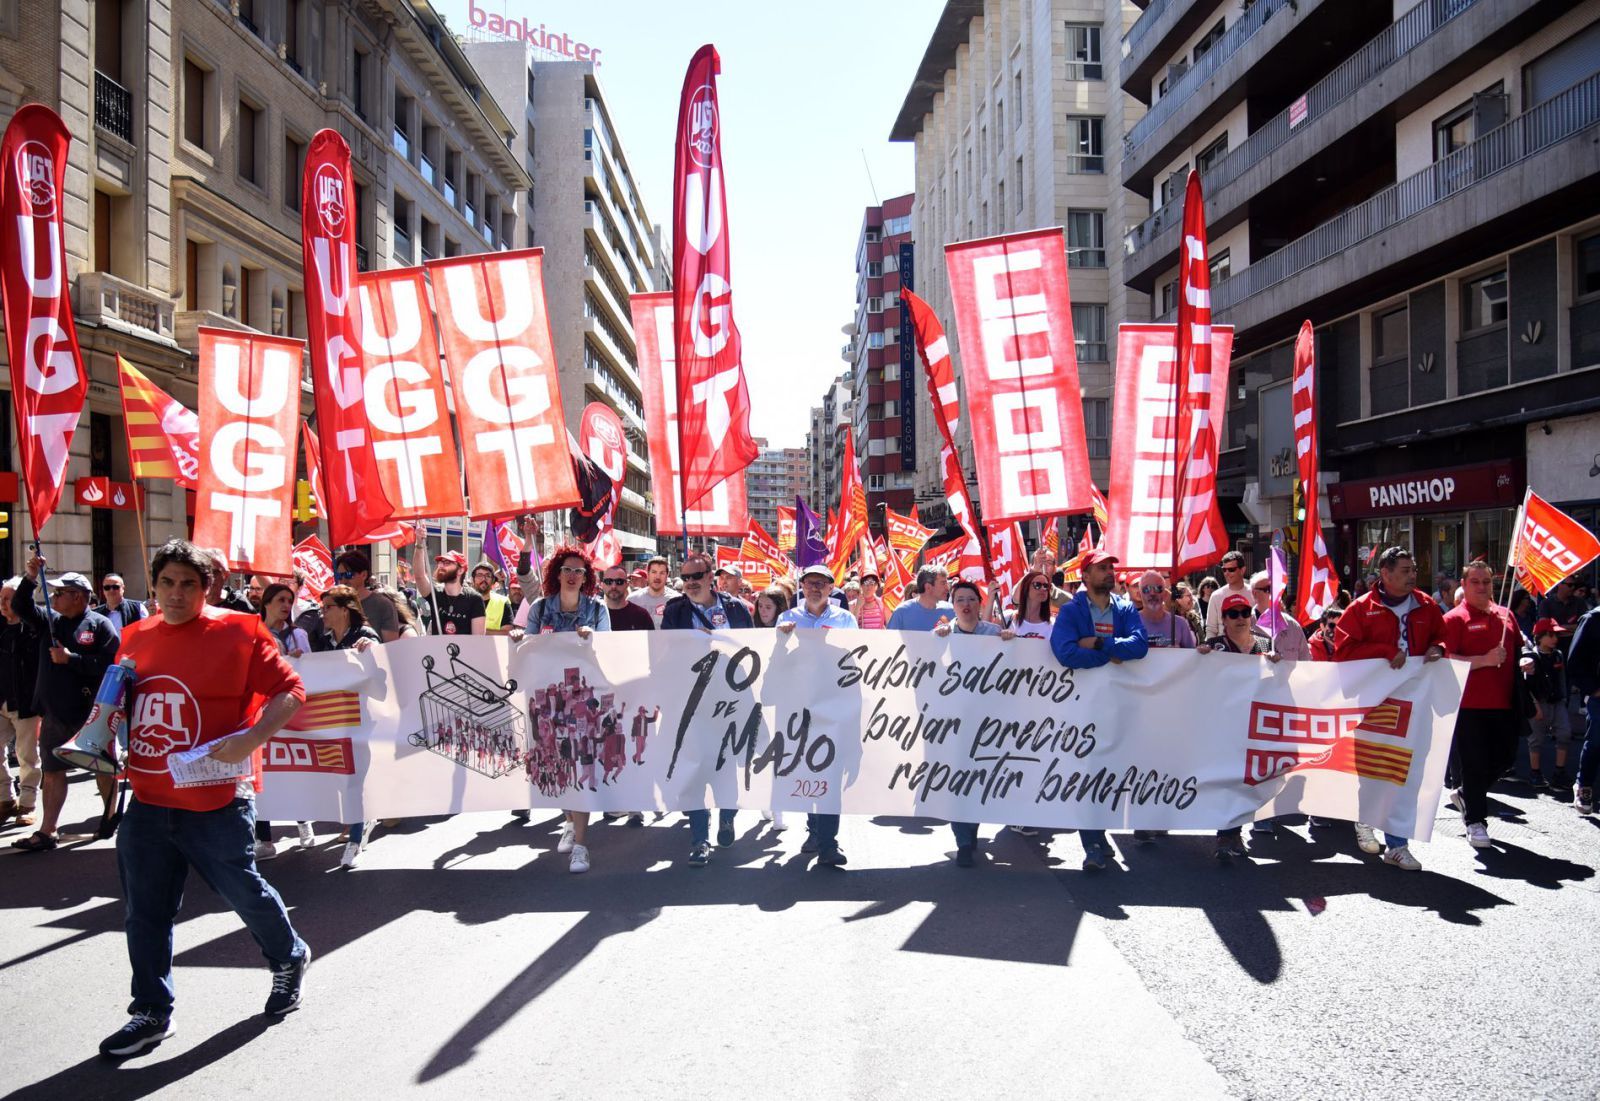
[286, 690, 362, 732]
[117, 355, 199, 488]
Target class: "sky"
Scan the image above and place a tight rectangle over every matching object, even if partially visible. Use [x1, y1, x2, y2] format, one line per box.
[431, 0, 939, 448]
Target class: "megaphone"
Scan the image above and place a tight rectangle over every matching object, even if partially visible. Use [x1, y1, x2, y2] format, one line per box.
[55, 658, 137, 775]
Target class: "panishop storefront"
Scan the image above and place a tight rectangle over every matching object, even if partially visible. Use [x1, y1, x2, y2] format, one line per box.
[1328, 459, 1524, 590]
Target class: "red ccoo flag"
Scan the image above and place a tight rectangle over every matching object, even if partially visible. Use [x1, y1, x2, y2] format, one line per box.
[672, 46, 758, 512]
[1172, 171, 1227, 575]
[1, 106, 88, 532]
[301, 129, 395, 546]
[1510, 491, 1600, 596]
[828, 433, 869, 580]
[1291, 322, 1340, 622]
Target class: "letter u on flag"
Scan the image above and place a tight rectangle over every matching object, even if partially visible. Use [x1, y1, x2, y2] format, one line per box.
[1, 105, 89, 532]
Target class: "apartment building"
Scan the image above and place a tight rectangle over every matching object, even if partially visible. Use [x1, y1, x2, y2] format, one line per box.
[1120, 0, 1600, 590]
[0, 0, 529, 589]
[848, 195, 918, 529]
[466, 42, 668, 560]
[891, 0, 1149, 532]
[806, 370, 853, 516]
[743, 440, 808, 538]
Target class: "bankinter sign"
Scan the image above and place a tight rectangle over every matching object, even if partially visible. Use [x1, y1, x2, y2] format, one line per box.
[467, 3, 602, 65]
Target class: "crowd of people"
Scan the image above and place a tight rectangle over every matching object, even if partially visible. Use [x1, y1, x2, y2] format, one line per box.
[1, 531, 1596, 1057]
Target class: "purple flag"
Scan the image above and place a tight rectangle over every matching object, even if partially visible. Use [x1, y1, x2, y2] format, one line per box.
[795, 495, 828, 568]
[1259, 544, 1289, 637]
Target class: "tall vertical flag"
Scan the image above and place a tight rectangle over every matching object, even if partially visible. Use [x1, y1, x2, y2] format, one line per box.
[1508, 491, 1600, 595]
[1, 106, 89, 533]
[942, 229, 1094, 524]
[794, 496, 828, 568]
[776, 505, 796, 556]
[902, 289, 988, 581]
[829, 433, 869, 580]
[1291, 322, 1340, 621]
[1171, 171, 1228, 575]
[578, 402, 627, 568]
[301, 129, 395, 546]
[739, 518, 793, 579]
[633, 291, 747, 535]
[117, 356, 200, 487]
[672, 46, 758, 512]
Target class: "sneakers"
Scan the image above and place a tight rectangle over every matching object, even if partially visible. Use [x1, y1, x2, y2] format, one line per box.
[767, 811, 786, 832]
[1381, 845, 1422, 871]
[626, 812, 645, 828]
[556, 820, 576, 854]
[1465, 822, 1491, 849]
[1528, 769, 1546, 789]
[253, 840, 279, 861]
[955, 844, 975, 867]
[265, 945, 311, 1015]
[1081, 846, 1108, 872]
[568, 844, 590, 874]
[1249, 821, 1276, 837]
[1008, 824, 1039, 837]
[1131, 829, 1159, 845]
[688, 841, 711, 867]
[1354, 823, 1382, 854]
[1575, 786, 1595, 814]
[800, 834, 820, 854]
[1448, 789, 1467, 816]
[716, 821, 735, 847]
[815, 847, 847, 867]
[338, 841, 362, 868]
[295, 822, 315, 849]
[1214, 833, 1246, 860]
[99, 1011, 174, 1057]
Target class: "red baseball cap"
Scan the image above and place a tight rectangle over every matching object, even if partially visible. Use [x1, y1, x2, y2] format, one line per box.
[1221, 591, 1253, 612]
[1080, 548, 1120, 567]
[1531, 617, 1565, 638]
[434, 551, 467, 568]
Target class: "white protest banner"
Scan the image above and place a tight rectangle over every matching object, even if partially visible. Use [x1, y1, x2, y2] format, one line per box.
[258, 634, 1465, 840]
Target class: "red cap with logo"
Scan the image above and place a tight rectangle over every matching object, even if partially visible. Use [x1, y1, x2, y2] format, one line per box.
[1220, 591, 1253, 612]
[1531, 617, 1565, 638]
[1080, 548, 1120, 568]
[434, 550, 467, 568]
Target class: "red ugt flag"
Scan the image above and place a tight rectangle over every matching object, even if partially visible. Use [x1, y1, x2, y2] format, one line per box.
[1, 106, 88, 532]
[672, 45, 758, 511]
[1172, 171, 1227, 574]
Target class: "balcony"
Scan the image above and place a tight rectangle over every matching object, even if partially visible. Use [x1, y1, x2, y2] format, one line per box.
[77, 272, 176, 343]
[1124, 0, 1517, 285]
[1122, 0, 1227, 101]
[94, 71, 133, 143]
[1156, 74, 1600, 338]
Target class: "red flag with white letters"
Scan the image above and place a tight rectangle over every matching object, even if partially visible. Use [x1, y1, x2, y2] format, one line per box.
[578, 401, 627, 568]
[776, 505, 796, 557]
[0, 106, 88, 532]
[1106, 324, 1233, 572]
[989, 522, 1029, 603]
[301, 129, 395, 546]
[193, 328, 302, 575]
[427, 249, 579, 519]
[1291, 322, 1340, 621]
[1171, 172, 1227, 575]
[672, 45, 759, 510]
[354, 267, 464, 519]
[293, 534, 335, 599]
[943, 229, 1094, 524]
[1511, 491, 1600, 596]
[632, 291, 747, 535]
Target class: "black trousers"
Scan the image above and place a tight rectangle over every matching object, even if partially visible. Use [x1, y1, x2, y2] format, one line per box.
[1451, 707, 1517, 825]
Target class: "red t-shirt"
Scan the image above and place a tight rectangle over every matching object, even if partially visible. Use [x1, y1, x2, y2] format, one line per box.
[119, 607, 305, 811]
[1441, 600, 1520, 710]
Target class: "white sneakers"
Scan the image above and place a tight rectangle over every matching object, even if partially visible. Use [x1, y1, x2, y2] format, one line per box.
[253, 840, 279, 861]
[568, 844, 590, 874]
[339, 841, 362, 868]
[1353, 823, 1382, 854]
[1381, 845, 1422, 871]
[761, 810, 787, 831]
[296, 822, 316, 849]
[1466, 823, 1491, 849]
[556, 821, 576, 854]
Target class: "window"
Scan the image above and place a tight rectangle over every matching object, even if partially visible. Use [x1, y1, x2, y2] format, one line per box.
[1192, 19, 1226, 62]
[1072, 303, 1108, 362]
[866, 296, 883, 314]
[882, 253, 899, 274]
[1082, 397, 1110, 460]
[182, 58, 209, 149]
[996, 99, 1004, 136]
[1160, 281, 1177, 315]
[236, 98, 261, 185]
[1196, 133, 1229, 175]
[240, 266, 261, 329]
[997, 180, 1005, 227]
[1016, 155, 1024, 208]
[393, 194, 414, 263]
[1064, 24, 1102, 80]
[1578, 233, 1600, 298]
[1461, 270, 1507, 331]
[1375, 306, 1408, 362]
[1014, 71, 1023, 126]
[884, 327, 899, 344]
[284, 134, 305, 211]
[885, 215, 912, 236]
[866, 260, 882, 278]
[285, 0, 303, 70]
[865, 227, 880, 243]
[1066, 117, 1103, 173]
[883, 362, 900, 382]
[184, 239, 199, 311]
[867, 474, 886, 492]
[885, 436, 900, 454]
[883, 399, 898, 418]
[1209, 248, 1231, 284]
[1067, 209, 1105, 268]
[1434, 104, 1473, 161]
[352, 48, 368, 120]
[981, 201, 989, 235]
[393, 89, 412, 161]
[1160, 165, 1189, 207]
[867, 331, 885, 350]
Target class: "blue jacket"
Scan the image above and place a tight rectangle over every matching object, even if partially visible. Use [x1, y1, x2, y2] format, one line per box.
[1050, 590, 1149, 669]
[1569, 607, 1600, 697]
[661, 593, 753, 631]
[13, 576, 120, 726]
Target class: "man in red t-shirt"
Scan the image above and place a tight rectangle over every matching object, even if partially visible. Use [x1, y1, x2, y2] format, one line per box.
[99, 540, 308, 1059]
[1440, 560, 1525, 851]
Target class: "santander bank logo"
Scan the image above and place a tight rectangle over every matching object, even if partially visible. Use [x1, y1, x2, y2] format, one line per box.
[313, 164, 346, 237]
[15, 141, 56, 216]
[687, 85, 717, 169]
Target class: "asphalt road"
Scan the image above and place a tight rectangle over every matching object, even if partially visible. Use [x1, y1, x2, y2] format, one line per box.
[2, 774, 1597, 1100]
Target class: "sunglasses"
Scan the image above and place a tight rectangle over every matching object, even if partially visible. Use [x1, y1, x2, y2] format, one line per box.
[334, 570, 355, 581]
[1252, 586, 1271, 594]
[103, 583, 122, 590]
[1223, 608, 1253, 620]
[680, 570, 708, 582]
[1030, 581, 1051, 591]
[1141, 585, 1166, 594]
[1222, 566, 1242, 574]
[600, 578, 627, 586]
[559, 565, 587, 576]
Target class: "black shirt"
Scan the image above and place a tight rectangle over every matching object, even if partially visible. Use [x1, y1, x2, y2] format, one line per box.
[603, 601, 655, 632]
[420, 589, 486, 636]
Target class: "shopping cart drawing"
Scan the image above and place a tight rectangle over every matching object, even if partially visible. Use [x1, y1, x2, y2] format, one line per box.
[408, 644, 528, 779]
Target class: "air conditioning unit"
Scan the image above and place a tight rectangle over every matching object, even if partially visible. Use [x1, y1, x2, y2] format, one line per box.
[1239, 481, 1272, 530]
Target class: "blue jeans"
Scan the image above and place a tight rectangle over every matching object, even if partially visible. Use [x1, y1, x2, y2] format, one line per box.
[1080, 829, 1108, 855]
[806, 813, 839, 852]
[687, 808, 736, 845]
[116, 797, 307, 1016]
[950, 822, 978, 847]
[1576, 698, 1600, 789]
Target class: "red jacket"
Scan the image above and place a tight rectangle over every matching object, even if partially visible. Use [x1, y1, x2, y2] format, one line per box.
[1334, 585, 1446, 663]
[1307, 633, 1336, 662]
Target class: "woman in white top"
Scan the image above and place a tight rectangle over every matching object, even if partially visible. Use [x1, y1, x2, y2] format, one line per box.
[1007, 570, 1055, 639]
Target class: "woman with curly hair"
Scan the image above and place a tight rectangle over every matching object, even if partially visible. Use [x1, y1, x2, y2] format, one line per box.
[510, 545, 609, 874]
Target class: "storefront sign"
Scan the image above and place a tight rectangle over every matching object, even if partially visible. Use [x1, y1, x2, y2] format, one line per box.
[1329, 460, 1521, 519]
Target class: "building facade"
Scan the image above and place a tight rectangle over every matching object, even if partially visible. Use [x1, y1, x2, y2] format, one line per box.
[0, 0, 529, 592]
[806, 370, 853, 517]
[891, 0, 1149, 531]
[465, 41, 667, 560]
[848, 194, 918, 530]
[743, 440, 807, 539]
[1120, 0, 1600, 591]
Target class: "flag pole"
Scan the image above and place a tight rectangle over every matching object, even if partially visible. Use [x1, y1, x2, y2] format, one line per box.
[130, 484, 152, 594]
[1501, 485, 1530, 608]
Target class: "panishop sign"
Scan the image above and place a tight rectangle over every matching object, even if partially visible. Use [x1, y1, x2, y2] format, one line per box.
[1328, 460, 1522, 519]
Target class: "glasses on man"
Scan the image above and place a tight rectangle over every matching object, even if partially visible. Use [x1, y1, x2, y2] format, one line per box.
[559, 565, 587, 576]
[600, 578, 627, 586]
[1222, 565, 1242, 574]
[1253, 585, 1271, 594]
[679, 570, 708, 582]
[103, 583, 122, 590]
[1141, 585, 1166, 595]
[334, 570, 355, 581]
[1223, 608, 1253, 621]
